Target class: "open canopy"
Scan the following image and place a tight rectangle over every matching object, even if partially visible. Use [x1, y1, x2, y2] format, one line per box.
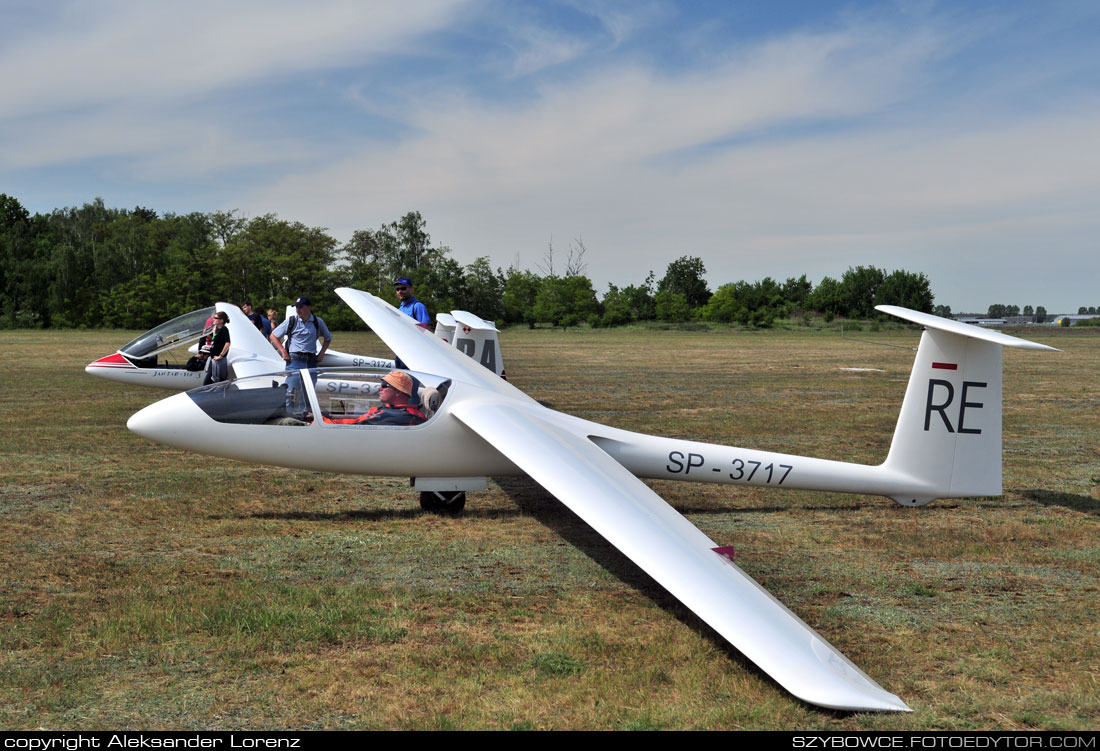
[120, 306, 215, 360]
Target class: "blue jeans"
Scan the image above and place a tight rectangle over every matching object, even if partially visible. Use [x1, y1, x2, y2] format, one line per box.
[285, 352, 317, 414]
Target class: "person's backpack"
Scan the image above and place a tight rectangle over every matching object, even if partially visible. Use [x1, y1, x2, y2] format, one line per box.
[282, 315, 325, 346]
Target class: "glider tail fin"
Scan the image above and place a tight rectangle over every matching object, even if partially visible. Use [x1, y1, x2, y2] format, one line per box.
[445, 311, 506, 378]
[877, 306, 1057, 507]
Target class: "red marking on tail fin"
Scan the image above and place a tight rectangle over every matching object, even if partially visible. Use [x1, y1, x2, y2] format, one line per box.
[712, 545, 736, 562]
[931, 362, 958, 370]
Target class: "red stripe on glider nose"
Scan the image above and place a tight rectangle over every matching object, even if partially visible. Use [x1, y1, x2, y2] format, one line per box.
[88, 353, 133, 367]
[931, 362, 958, 370]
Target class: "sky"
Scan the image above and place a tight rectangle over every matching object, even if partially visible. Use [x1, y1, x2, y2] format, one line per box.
[2, 0, 1098, 313]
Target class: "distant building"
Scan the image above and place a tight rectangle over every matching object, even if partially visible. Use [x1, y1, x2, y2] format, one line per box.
[1053, 314, 1100, 326]
[957, 317, 1006, 327]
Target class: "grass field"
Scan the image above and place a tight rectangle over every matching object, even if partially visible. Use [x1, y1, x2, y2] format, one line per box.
[1, 324, 1097, 730]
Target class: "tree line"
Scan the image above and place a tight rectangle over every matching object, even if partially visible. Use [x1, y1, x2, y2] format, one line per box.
[2, 193, 941, 331]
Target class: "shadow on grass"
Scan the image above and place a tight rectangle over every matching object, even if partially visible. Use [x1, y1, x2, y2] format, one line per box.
[1021, 489, 1100, 517]
[490, 475, 857, 716]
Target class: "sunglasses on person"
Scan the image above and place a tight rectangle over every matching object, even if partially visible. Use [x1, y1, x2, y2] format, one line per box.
[394, 286, 409, 292]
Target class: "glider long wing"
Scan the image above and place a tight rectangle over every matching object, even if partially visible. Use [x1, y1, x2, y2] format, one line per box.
[336, 288, 527, 401]
[336, 287, 910, 711]
[449, 399, 910, 712]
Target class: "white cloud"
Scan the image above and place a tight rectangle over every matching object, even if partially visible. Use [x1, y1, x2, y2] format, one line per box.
[0, 0, 466, 118]
[244, 22, 947, 223]
[242, 15, 1100, 310]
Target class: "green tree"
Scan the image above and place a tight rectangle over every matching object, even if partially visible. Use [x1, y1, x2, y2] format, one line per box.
[0, 194, 50, 327]
[502, 267, 542, 326]
[654, 288, 690, 322]
[874, 270, 933, 313]
[462, 257, 505, 322]
[225, 214, 338, 309]
[808, 276, 844, 315]
[335, 229, 387, 294]
[598, 272, 655, 326]
[781, 275, 813, 309]
[387, 211, 436, 276]
[418, 255, 467, 314]
[704, 277, 786, 326]
[838, 265, 885, 318]
[533, 275, 599, 327]
[658, 255, 710, 308]
[703, 282, 748, 324]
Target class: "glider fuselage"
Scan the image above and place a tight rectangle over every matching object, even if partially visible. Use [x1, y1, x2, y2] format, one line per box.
[128, 365, 934, 501]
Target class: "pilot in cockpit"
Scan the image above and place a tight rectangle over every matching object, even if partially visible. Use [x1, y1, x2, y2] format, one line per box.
[322, 370, 427, 426]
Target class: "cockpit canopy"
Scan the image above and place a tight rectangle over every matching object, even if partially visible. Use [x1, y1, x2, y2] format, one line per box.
[120, 306, 216, 360]
[187, 367, 451, 427]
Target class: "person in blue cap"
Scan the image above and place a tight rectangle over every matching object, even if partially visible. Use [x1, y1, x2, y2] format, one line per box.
[394, 278, 430, 326]
[269, 295, 332, 368]
[269, 295, 332, 415]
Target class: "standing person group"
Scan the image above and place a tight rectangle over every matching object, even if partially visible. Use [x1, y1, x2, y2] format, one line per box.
[241, 300, 271, 337]
[247, 279, 425, 397]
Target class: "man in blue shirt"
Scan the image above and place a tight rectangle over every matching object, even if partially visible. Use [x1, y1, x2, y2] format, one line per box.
[269, 296, 332, 367]
[269, 296, 333, 415]
[394, 278, 430, 326]
[392, 278, 429, 371]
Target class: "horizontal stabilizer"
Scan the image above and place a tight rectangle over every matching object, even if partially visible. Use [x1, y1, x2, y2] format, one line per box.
[876, 306, 1059, 351]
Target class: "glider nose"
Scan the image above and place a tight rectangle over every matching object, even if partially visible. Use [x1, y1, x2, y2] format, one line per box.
[86, 353, 132, 377]
[127, 392, 209, 447]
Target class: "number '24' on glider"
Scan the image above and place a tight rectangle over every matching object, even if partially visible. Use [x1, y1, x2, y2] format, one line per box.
[126, 288, 1057, 713]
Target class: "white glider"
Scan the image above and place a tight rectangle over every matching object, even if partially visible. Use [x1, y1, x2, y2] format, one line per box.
[86, 302, 504, 388]
[126, 290, 1057, 712]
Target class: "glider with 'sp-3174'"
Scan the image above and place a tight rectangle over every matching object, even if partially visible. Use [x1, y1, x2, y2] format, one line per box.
[85, 302, 504, 389]
[126, 289, 1057, 713]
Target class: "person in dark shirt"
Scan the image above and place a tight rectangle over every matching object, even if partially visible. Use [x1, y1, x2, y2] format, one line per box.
[241, 301, 270, 336]
[202, 311, 231, 385]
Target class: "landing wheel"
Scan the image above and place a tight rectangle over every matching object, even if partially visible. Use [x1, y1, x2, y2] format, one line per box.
[419, 491, 466, 515]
